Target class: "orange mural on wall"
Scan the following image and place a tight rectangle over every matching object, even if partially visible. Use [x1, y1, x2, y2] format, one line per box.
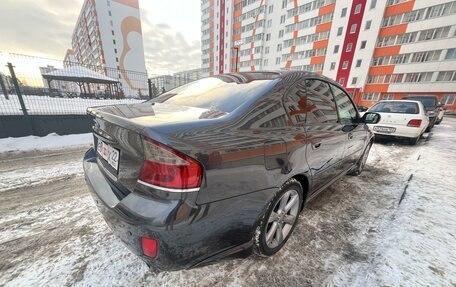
[119, 15, 142, 89]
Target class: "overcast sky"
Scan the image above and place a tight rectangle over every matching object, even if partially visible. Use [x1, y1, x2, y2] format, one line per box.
[0, 0, 201, 75]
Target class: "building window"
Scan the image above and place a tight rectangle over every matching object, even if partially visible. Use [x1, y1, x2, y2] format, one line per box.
[350, 24, 357, 34]
[341, 8, 347, 17]
[265, 46, 269, 54]
[267, 19, 272, 28]
[360, 41, 367, 49]
[362, 93, 381, 101]
[337, 27, 343, 36]
[115, 57, 119, 62]
[436, 71, 456, 82]
[346, 43, 353, 52]
[370, 0, 377, 9]
[114, 48, 117, 54]
[334, 45, 339, 53]
[365, 20, 372, 30]
[269, 5, 274, 13]
[108, 10, 112, 16]
[445, 48, 456, 60]
[355, 4, 362, 14]
[442, 94, 456, 105]
[339, 78, 345, 85]
[111, 30, 115, 35]
[113, 39, 116, 44]
[383, 94, 394, 100]
[266, 33, 271, 41]
[342, 61, 349, 69]
[352, 77, 358, 85]
[280, 15, 286, 24]
[279, 30, 284, 38]
[264, 59, 268, 66]
[356, 59, 362, 67]
[275, 57, 281, 65]
[330, 62, 336, 70]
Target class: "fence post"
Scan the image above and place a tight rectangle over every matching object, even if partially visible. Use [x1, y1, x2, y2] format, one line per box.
[7, 62, 34, 135]
[0, 74, 8, 99]
[148, 78, 153, 100]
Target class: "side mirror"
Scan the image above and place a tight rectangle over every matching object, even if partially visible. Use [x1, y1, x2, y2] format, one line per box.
[361, 112, 381, 124]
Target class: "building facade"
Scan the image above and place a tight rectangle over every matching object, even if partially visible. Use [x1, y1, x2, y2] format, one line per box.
[71, 0, 147, 96]
[174, 68, 204, 87]
[201, 0, 456, 112]
[150, 75, 176, 93]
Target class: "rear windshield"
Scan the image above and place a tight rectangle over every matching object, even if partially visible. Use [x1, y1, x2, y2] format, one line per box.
[405, 97, 436, 108]
[150, 77, 278, 113]
[370, 102, 419, 114]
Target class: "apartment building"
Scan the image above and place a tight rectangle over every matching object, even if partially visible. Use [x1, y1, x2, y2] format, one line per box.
[150, 75, 176, 93]
[70, 0, 147, 96]
[201, 0, 456, 111]
[174, 68, 204, 87]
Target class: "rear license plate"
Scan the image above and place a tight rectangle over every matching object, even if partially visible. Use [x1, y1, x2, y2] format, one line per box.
[97, 140, 120, 171]
[373, 126, 396, 133]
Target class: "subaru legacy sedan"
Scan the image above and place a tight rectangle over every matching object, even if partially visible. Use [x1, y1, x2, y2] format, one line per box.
[83, 71, 380, 271]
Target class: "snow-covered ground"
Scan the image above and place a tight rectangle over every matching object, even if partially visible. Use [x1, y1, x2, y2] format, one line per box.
[0, 94, 143, 115]
[0, 117, 455, 286]
[0, 133, 92, 153]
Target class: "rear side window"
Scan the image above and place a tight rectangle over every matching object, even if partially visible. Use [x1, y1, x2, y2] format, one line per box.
[305, 79, 338, 124]
[370, 102, 419, 114]
[151, 77, 278, 113]
[283, 80, 307, 125]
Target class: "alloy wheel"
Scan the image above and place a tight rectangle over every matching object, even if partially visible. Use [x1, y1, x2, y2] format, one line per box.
[265, 189, 300, 249]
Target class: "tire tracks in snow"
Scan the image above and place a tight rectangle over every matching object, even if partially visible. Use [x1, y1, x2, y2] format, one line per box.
[0, 147, 87, 192]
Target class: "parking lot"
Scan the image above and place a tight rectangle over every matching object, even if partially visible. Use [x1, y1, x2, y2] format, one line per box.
[1, 117, 455, 287]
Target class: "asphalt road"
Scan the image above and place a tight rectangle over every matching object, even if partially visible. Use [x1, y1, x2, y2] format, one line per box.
[1, 117, 455, 286]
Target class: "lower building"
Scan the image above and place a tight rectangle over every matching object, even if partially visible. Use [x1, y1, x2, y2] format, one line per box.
[173, 68, 203, 87]
[149, 75, 175, 93]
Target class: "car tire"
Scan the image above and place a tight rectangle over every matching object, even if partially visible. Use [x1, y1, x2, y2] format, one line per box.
[348, 141, 372, 176]
[255, 178, 303, 256]
[435, 118, 442, 125]
[409, 136, 420, 145]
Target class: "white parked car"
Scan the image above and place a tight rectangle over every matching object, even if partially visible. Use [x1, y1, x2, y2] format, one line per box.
[366, 100, 429, 145]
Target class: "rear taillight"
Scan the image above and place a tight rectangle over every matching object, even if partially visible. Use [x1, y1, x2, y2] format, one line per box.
[407, 119, 422, 128]
[141, 237, 158, 258]
[138, 137, 202, 191]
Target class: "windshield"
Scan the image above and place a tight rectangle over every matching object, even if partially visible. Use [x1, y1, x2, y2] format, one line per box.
[405, 97, 436, 109]
[370, 102, 419, 114]
[150, 77, 278, 113]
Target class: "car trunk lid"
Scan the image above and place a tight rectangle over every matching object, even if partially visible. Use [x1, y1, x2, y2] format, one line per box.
[88, 101, 218, 195]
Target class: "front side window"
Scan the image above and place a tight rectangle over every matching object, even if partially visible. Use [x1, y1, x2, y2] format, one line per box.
[305, 79, 338, 124]
[331, 84, 358, 123]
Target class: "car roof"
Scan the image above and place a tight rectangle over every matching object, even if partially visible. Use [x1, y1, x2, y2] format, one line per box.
[403, 95, 438, 99]
[377, 100, 423, 104]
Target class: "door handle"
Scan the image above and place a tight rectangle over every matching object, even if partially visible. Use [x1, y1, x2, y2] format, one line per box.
[312, 142, 322, 149]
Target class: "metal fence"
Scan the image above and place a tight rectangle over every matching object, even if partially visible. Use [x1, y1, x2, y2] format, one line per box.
[0, 53, 147, 116]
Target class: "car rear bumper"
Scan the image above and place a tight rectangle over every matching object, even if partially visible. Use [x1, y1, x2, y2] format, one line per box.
[83, 148, 276, 271]
[368, 124, 424, 139]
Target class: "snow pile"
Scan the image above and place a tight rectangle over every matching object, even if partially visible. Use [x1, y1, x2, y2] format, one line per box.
[0, 133, 92, 153]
